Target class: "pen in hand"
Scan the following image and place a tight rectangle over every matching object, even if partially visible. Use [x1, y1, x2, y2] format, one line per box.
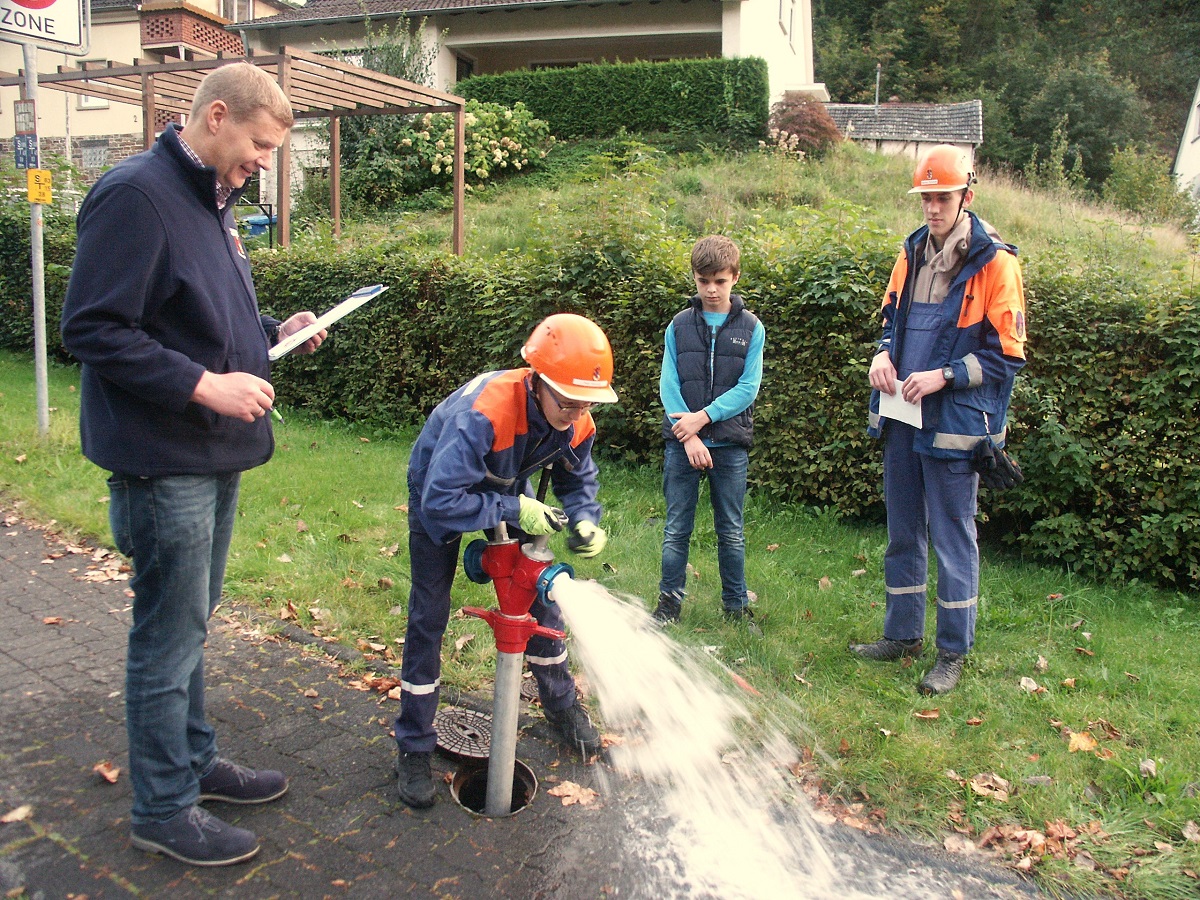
[271, 407, 285, 425]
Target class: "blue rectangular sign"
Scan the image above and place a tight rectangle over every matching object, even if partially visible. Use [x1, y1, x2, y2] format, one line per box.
[13, 134, 38, 170]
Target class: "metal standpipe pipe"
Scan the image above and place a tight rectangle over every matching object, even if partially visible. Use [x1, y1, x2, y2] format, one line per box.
[462, 526, 574, 817]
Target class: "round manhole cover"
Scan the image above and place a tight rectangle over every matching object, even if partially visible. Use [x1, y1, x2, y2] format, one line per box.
[434, 707, 492, 759]
[520, 677, 539, 703]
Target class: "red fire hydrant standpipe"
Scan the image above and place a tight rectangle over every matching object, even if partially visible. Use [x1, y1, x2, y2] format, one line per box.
[462, 524, 574, 817]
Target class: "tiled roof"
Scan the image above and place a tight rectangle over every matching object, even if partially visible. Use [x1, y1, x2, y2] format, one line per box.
[242, 0, 637, 28]
[824, 100, 983, 145]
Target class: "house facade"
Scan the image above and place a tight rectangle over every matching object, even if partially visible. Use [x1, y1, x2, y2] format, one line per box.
[0, 0, 283, 185]
[1173, 76, 1200, 199]
[235, 0, 827, 105]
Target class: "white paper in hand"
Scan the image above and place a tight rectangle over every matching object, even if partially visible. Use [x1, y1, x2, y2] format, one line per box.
[878, 380, 923, 428]
[268, 284, 388, 361]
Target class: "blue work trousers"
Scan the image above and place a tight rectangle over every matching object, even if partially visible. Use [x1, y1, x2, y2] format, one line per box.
[108, 472, 238, 823]
[882, 423, 979, 655]
[658, 441, 749, 612]
[394, 521, 576, 754]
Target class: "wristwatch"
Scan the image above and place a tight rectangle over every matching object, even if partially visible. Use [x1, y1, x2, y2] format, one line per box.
[941, 365, 955, 386]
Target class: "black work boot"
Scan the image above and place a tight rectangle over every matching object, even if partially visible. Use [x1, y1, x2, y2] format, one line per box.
[848, 636, 924, 661]
[396, 751, 436, 809]
[723, 606, 763, 636]
[651, 591, 682, 624]
[918, 651, 965, 695]
[544, 700, 601, 757]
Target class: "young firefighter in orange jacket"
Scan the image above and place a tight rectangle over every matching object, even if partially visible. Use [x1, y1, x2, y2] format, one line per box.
[854, 145, 1028, 696]
[393, 314, 618, 809]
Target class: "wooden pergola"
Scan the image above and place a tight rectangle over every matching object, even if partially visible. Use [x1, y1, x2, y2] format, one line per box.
[0, 47, 467, 252]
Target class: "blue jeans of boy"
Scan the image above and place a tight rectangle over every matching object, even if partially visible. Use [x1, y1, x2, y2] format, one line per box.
[108, 472, 239, 823]
[659, 441, 749, 611]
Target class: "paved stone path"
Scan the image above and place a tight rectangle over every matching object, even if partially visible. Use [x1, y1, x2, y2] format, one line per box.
[0, 507, 1042, 899]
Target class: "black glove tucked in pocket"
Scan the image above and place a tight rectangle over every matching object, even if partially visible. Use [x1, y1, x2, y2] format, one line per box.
[970, 434, 1024, 490]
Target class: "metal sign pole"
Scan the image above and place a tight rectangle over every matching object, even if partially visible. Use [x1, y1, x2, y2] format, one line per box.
[22, 42, 50, 438]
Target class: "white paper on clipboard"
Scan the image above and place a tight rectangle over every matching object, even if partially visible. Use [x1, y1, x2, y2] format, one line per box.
[879, 380, 923, 428]
[268, 284, 388, 361]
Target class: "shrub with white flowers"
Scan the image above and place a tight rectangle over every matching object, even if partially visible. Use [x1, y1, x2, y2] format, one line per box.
[344, 99, 554, 209]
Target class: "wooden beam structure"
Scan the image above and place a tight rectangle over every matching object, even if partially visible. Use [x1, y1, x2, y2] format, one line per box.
[0, 48, 468, 253]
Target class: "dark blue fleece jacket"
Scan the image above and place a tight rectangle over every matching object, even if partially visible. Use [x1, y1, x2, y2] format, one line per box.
[61, 124, 279, 476]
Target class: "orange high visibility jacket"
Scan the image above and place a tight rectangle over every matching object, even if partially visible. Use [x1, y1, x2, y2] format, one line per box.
[868, 212, 1027, 457]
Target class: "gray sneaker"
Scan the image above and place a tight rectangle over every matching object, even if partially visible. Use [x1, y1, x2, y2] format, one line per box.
[396, 751, 436, 809]
[130, 805, 259, 867]
[918, 651, 965, 695]
[544, 701, 601, 756]
[849, 637, 923, 661]
[198, 758, 288, 805]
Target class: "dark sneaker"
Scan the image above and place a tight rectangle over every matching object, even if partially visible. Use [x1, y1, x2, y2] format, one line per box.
[918, 651, 965, 695]
[198, 758, 288, 805]
[652, 592, 682, 624]
[723, 606, 763, 636]
[544, 701, 601, 757]
[849, 636, 924, 661]
[130, 805, 259, 867]
[396, 751, 436, 809]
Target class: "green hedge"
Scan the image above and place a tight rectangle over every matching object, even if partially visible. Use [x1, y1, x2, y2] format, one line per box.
[3, 205, 1198, 591]
[456, 57, 770, 143]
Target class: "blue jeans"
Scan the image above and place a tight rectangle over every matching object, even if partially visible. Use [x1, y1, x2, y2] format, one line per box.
[659, 442, 749, 611]
[108, 472, 240, 823]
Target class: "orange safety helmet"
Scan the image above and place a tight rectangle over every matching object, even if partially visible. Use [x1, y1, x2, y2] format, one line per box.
[909, 144, 976, 193]
[521, 313, 618, 403]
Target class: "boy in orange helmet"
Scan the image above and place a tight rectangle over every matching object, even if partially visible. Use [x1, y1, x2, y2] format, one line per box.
[854, 145, 1027, 695]
[393, 314, 617, 808]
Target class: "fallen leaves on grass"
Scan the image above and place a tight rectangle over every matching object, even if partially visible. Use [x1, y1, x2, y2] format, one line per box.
[914, 708, 940, 720]
[547, 781, 598, 807]
[1068, 731, 1098, 753]
[1019, 676, 1046, 694]
[968, 773, 1013, 802]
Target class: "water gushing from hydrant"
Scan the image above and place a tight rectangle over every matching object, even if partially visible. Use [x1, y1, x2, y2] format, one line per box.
[549, 576, 872, 900]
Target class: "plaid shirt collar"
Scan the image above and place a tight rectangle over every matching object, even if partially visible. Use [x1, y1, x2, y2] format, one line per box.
[176, 131, 234, 210]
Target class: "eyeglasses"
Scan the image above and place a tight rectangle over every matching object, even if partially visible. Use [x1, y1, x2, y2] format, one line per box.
[542, 383, 594, 415]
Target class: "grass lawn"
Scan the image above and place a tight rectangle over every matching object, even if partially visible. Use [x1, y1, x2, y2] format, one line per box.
[1, 351, 1197, 899]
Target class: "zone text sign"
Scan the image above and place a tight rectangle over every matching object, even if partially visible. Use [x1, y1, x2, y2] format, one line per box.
[0, 0, 84, 51]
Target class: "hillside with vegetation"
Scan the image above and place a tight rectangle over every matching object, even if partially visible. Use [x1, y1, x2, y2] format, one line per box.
[814, 0, 1200, 197]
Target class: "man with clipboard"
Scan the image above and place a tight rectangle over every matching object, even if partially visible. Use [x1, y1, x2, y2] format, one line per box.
[61, 64, 329, 867]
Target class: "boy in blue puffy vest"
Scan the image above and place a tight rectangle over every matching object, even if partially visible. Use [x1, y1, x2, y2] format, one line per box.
[654, 235, 766, 626]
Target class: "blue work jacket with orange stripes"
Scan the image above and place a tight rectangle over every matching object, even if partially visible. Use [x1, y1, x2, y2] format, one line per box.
[867, 211, 1027, 458]
[407, 368, 602, 545]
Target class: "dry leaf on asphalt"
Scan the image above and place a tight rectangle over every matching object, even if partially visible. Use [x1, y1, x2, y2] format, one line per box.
[93, 761, 121, 784]
[547, 781, 598, 807]
[1, 805, 32, 824]
[43, 616, 64, 626]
